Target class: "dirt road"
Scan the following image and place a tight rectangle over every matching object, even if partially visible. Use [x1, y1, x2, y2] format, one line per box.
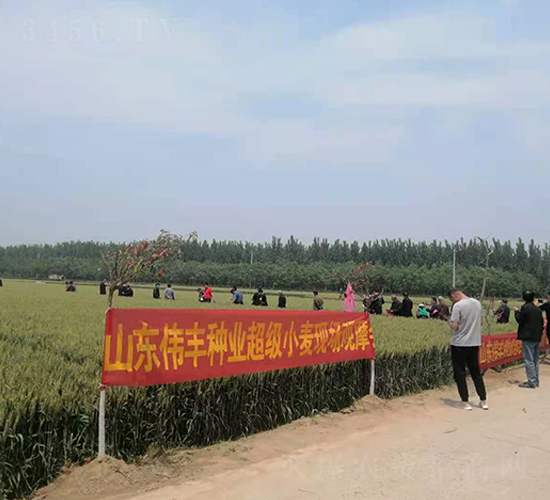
[41, 363, 550, 500]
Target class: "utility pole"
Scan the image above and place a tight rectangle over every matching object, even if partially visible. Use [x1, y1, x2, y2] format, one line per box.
[249, 248, 254, 289]
[452, 246, 457, 288]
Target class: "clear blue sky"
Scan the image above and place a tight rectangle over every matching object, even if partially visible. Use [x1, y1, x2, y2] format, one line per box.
[1, 0, 549, 245]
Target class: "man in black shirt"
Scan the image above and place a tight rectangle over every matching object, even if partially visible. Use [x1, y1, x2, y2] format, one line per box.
[253, 288, 268, 307]
[278, 292, 287, 309]
[389, 295, 402, 316]
[400, 293, 414, 318]
[494, 299, 510, 324]
[370, 291, 384, 315]
[540, 292, 550, 343]
[515, 291, 544, 388]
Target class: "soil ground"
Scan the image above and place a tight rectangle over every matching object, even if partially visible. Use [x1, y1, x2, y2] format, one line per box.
[36, 361, 550, 500]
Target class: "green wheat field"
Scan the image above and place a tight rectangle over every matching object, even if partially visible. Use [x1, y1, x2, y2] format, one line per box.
[0, 280, 520, 498]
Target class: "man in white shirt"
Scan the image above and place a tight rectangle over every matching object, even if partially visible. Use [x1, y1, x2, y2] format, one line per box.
[449, 289, 488, 411]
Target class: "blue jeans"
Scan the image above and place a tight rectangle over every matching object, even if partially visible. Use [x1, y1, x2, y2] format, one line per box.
[522, 340, 540, 387]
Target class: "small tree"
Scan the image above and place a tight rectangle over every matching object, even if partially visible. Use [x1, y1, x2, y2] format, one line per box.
[347, 262, 372, 297]
[477, 236, 495, 304]
[483, 296, 497, 335]
[101, 230, 197, 308]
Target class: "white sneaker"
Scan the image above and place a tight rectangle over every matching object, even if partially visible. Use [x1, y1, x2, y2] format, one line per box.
[462, 402, 473, 411]
[479, 400, 489, 410]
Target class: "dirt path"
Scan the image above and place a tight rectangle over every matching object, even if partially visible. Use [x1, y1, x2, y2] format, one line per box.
[39, 363, 550, 500]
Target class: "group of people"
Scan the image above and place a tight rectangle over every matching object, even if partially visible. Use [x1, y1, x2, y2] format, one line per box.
[388, 294, 414, 317]
[197, 284, 214, 303]
[118, 284, 134, 297]
[153, 283, 175, 300]
[448, 288, 550, 410]
[362, 291, 385, 315]
[362, 292, 451, 321]
[418, 296, 451, 320]
[514, 290, 550, 389]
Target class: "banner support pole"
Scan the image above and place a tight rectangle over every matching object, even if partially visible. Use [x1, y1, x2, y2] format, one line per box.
[369, 359, 375, 396]
[98, 385, 106, 459]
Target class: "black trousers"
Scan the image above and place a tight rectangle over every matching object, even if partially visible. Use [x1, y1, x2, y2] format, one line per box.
[451, 346, 487, 402]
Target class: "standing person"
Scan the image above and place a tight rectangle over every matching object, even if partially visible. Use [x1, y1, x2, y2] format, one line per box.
[197, 287, 204, 302]
[260, 289, 268, 307]
[203, 284, 214, 303]
[494, 299, 511, 324]
[344, 283, 357, 312]
[164, 284, 175, 300]
[231, 286, 244, 305]
[99, 279, 107, 296]
[449, 289, 488, 411]
[427, 297, 440, 319]
[388, 295, 402, 317]
[539, 292, 550, 343]
[278, 291, 287, 309]
[438, 297, 450, 321]
[153, 283, 161, 299]
[252, 288, 262, 306]
[400, 293, 413, 318]
[253, 288, 267, 306]
[313, 291, 324, 311]
[515, 291, 544, 388]
[370, 291, 384, 315]
[362, 295, 371, 313]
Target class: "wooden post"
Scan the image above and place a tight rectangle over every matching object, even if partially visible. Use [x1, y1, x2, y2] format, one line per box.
[98, 385, 106, 458]
[369, 359, 375, 396]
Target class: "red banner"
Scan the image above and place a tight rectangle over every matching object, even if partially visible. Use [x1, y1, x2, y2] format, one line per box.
[480, 332, 549, 370]
[102, 309, 375, 387]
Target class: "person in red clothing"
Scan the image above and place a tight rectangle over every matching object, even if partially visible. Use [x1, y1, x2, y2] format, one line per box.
[203, 283, 214, 303]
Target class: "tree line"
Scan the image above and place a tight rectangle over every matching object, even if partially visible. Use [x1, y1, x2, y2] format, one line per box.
[0, 236, 549, 297]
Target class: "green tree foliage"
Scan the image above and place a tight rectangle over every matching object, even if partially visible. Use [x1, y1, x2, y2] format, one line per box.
[1, 237, 549, 296]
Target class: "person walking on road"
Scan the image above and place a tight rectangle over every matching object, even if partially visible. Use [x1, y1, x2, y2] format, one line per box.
[449, 289, 488, 411]
[313, 291, 324, 311]
[515, 291, 544, 388]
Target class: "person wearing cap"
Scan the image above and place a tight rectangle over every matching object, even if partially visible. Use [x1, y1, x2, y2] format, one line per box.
[417, 303, 430, 319]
